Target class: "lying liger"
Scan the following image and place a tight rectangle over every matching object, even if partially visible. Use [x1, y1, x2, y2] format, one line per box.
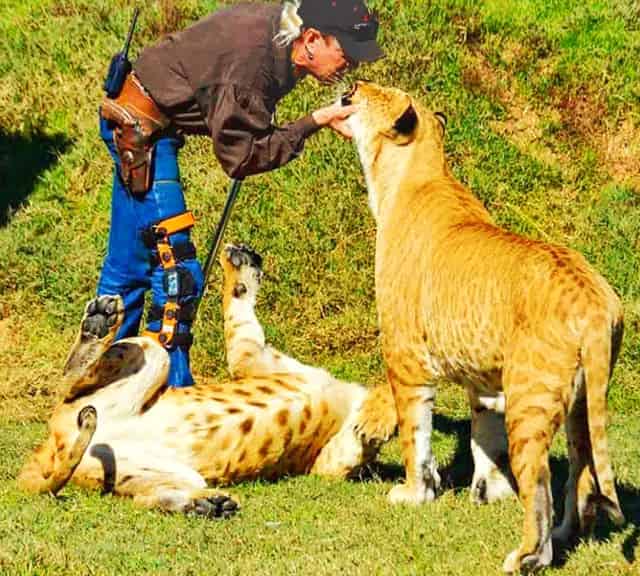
[19, 245, 397, 516]
[344, 80, 625, 573]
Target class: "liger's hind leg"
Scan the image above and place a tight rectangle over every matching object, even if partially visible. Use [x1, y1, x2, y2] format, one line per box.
[84, 445, 239, 518]
[502, 363, 569, 574]
[63, 295, 125, 400]
[553, 377, 597, 546]
[133, 485, 238, 519]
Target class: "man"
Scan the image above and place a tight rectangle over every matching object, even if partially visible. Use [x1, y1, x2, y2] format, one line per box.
[97, 0, 383, 387]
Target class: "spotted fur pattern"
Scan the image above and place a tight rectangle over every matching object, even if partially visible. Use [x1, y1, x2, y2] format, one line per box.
[18, 245, 397, 518]
[346, 81, 625, 573]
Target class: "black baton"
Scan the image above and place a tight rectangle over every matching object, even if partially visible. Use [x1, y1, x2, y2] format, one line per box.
[194, 178, 243, 318]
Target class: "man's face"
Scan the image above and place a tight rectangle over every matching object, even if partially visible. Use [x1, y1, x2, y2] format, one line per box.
[304, 33, 355, 84]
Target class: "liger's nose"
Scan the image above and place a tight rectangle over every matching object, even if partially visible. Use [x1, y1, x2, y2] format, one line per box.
[341, 83, 358, 106]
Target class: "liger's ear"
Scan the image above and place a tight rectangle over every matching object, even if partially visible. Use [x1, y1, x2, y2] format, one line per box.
[393, 104, 418, 136]
[434, 111, 447, 134]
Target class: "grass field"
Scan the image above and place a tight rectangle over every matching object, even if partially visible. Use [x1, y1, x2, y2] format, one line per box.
[1, 0, 639, 574]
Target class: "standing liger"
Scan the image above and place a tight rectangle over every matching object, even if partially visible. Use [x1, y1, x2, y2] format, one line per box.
[344, 80, 625, 573]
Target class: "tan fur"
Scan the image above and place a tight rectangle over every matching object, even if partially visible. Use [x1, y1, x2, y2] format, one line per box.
[18, 245, 397, 518]
[346, 81, 624, 573]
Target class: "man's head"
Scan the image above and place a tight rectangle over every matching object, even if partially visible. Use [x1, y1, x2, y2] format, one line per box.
[285, 0, 383, 83]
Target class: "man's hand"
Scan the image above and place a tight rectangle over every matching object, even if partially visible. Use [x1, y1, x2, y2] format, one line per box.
[312, 103, 358, 139]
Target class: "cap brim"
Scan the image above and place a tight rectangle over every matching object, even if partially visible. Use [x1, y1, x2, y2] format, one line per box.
[335, 33, 384, 63]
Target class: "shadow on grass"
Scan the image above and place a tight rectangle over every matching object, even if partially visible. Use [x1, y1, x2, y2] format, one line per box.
[0, 129, 71, 226]
[615, 483, 640, 564]
[359, 413, 638, 566]
[432, 414, 639, 568]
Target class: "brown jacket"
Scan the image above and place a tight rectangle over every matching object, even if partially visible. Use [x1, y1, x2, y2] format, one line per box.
[134, 2, 319, 179]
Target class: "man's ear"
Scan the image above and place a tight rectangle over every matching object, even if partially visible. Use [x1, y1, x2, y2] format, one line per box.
[292, 27, 322, 65]
[434, 111, 447, 134]
[391, 103, 418, 142]
[302, 27, 322, 47]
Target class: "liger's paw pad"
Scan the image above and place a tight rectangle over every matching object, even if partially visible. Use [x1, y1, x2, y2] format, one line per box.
[191, 494, 239, 519]
[81, 296, 124, 340]
[225, 244, 263, 271]
[76, 405, 98, 429]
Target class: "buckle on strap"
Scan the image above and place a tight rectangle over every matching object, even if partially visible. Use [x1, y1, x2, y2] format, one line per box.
[142, 211, 196, 251]
[149, 241, 197, 267]
[147, 301, 197, 324]
[143, 328, 193, 349]
[143, 301, 179, 347]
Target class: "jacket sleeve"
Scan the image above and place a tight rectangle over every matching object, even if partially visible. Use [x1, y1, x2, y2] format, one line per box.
[206, 84, 320, 179]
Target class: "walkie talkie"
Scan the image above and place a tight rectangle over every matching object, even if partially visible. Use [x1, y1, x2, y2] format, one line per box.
[103, 7, 140, 98]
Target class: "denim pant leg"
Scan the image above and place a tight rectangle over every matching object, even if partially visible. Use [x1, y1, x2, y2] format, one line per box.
[97, 117, 151, 340]
[97, 117, 203, 387]
[144, 137, 204, 387]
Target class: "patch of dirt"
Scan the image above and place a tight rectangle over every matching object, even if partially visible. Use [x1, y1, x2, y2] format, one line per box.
[553, 85, 640, 187]
[553, 86, 607, 140]
[461, 51, 509, 102]
[600, 118, 640, 187]
[461, 51, 566, 167]
[462, 49, 640, 187]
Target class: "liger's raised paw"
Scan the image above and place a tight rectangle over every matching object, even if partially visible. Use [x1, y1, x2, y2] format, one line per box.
[63, 295, 125, 380]
[76, 405, 98, 431]
[221, 244, 263, 299]
[226, 244, 263, 271]
[81, 295, 124, 341]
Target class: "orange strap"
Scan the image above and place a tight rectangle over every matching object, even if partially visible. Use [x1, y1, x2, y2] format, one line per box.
[153, 211, 195, 241]
[144, 211, 196, 348]
[143, 302, 178, 346]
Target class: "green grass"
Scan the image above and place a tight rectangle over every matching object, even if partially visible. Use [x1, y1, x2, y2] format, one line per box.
[1, 0, 639, 573]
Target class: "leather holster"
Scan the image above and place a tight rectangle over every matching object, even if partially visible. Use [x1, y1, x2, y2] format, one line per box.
[99, 73, 170, 195]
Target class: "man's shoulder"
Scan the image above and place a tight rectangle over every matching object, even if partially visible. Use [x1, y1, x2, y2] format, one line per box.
[195, 2, 281, 38]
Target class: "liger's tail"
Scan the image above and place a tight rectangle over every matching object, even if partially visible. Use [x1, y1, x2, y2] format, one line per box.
[355, 384, 398, 446]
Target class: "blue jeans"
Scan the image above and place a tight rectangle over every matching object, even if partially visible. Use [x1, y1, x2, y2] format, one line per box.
[97, 116, 203, 387]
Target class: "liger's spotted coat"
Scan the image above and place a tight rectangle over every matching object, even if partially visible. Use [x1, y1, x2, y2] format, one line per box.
[19, 245, 397, 517]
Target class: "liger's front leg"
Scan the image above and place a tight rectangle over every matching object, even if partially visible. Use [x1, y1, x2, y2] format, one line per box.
[219, 244, 305, 378]
[386, 368, 440, 504]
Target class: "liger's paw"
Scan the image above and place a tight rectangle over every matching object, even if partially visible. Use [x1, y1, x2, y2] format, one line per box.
[76, 405, 98, 431]
[471, 471, 516, 505]
[222, 244, 263, 299]
[503, 539, 553, 575]
[81, 295, 124, 341]
[63, 296, 125, 379]
[225, 244, 263, 271]
[188, 491, 239, 519]
[387, 483, 437, 505]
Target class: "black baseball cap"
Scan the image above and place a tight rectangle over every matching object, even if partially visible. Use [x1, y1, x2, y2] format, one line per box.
[298, 0, 384, 63]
